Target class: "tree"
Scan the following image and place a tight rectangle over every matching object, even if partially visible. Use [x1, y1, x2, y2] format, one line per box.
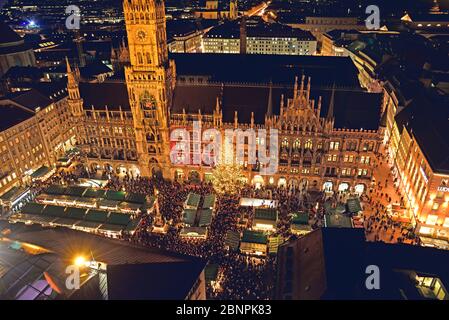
[211, 163, 246, 195]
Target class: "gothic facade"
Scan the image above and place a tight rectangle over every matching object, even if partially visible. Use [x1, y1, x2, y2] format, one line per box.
[67, 0, 384, 194]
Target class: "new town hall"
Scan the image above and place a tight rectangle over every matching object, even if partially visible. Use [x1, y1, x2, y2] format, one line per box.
[67, 0, 384, 194]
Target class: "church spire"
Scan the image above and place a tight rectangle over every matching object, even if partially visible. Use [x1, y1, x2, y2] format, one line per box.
[66, 57, 76, 87]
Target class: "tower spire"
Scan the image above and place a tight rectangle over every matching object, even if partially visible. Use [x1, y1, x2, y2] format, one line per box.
[293, 76, 298, 101]
[299, 74, 305, 98]
[65, 56, 72, 73]
[66, 57, 76, 86]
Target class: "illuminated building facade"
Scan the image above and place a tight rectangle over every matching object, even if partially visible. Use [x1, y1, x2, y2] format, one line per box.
[392, 94, 449, 244]
[0, 0, 384, 199]
[203, 17, 317, 55]
[0, 87, 75, 196]
[194, 0, 239, 20]
[66, 0, 382, 194]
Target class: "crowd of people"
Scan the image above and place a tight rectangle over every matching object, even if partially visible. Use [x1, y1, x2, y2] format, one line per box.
[10, 147, 427, 299]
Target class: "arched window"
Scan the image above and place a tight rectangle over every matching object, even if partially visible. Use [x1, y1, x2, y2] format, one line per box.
[305, 139, 313, 150]
[282, 138, 289, 149]
[293, 139, 301, 150]
[137, 52, 143, 64]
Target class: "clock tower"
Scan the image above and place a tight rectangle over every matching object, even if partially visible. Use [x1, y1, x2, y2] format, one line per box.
[123, 0, 175, 178]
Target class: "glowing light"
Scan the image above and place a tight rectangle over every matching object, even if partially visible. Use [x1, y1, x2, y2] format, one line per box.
[74, 256, 86, 267]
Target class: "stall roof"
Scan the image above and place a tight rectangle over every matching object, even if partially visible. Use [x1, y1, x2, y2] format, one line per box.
[65, 186, 87, 197]
[182, 209, 197, 226]
[124, 219, 140, 232]
[118, 202, 142, 212]
[21, 202, 45, 215]
[98, 223, 124, 233]
[202, 194, 215, 209]
[30, 166, 50, 179]
[75, 220, 102, 230]
[66, 207, 87, 220]
[105, 190, 127, 202]
[291, 212, 309, 225]
[180, 226, 207, 236]
[0, 187, 27, 202]
[84, 210, 108, 223]
[83, 188, 107, 198]
[185, 193, 201, 208]
[225, 230, 240, 251]
[198, 209, 213, 227]
[325, 213, 354, 228]
[107, 213, 131, 226]
[98, 199, 120, 208]
[125, 193, 146, 204]
[241, 230, 268, 245]
[45, 185, 66, 196]
[254, 208, 278, 222]
[42, 205, 66, 218]
[53, 218, 79, 227]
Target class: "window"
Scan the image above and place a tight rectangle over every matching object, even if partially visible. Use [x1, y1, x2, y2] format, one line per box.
[293, 139, 300, 149]
[426, 215, 438, 225]
[329, 141, 340, 151]
[304, 139, 312, 150]
[432, 203, 440, 211]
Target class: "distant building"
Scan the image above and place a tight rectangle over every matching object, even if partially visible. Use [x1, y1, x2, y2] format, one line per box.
[194, 0, 238, 20]
[167, 19, 214, 53]
[401, 13, 449, 32]
[0, 21, 36, 77]
[321, 29, 360, 56]
[276, 228, 449, 300]
[203, 17, 317, 55]
[282, 15, 365, 42]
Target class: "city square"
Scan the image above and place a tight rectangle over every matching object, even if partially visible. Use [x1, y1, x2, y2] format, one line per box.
[0, 0, 449, 303]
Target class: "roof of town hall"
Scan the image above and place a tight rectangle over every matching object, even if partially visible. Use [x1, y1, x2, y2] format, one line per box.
[76, 53, 383, 130]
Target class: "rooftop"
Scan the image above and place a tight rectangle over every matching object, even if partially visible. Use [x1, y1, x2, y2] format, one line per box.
[276, 228, 449, 300]
[0, 221, 207, 300]
[395, 91, 449, 174]
[0, 104, 34, 131]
